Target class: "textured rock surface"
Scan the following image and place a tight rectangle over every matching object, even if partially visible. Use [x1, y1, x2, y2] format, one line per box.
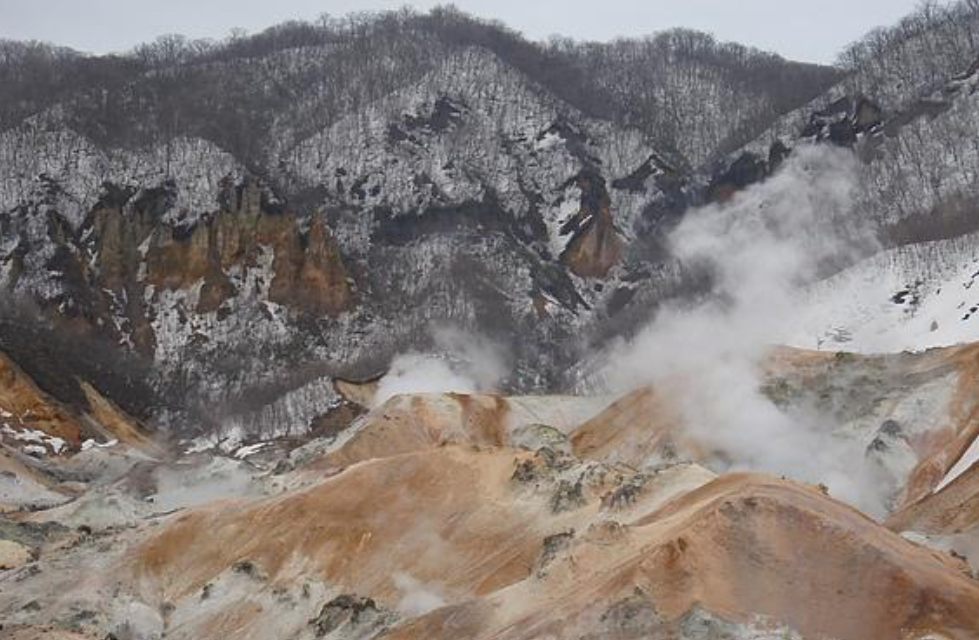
[0, 539, 32, 569]
[3, 340, 979, 639]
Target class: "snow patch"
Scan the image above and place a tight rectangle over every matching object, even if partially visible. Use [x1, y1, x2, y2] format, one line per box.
[81, 438, 119, 451]
[235, 442, 271, 459]
[935, 433, 979, 493]
[2, 425, 68, 455]
[791, 232, 979, 352]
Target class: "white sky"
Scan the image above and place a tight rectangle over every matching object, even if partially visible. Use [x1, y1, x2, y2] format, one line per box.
[0, 0, 952, 64]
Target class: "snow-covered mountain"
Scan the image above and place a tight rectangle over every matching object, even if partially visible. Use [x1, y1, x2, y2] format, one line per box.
[7, 5, 979, 639]
[0, 10, 843, 439]
[2, 3, 979, 441]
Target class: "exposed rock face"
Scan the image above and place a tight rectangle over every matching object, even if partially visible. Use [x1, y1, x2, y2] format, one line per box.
[0, 344, 157, 462]
[131, 178, 354, 319]
[560, 171, 623, 278]
[266, 216, 353, 317]
[309, 595, 397, 639]
[799, 95, 884, 145]
[0, 349, 83, 453]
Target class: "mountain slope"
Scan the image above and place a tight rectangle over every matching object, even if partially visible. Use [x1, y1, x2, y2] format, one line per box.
[724, 1, 979, 245]
[2, 4, 979, 437]
[791, 232, 979, 352]
[5, 377, 979, 639]
[0, 10, 841, 439]
[3, 336, 979, 638]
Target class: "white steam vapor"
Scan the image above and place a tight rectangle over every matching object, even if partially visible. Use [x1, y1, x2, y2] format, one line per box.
[392, 572, 445, 616]
[602, 145, 883, 512]
[373, 326, 507, 406]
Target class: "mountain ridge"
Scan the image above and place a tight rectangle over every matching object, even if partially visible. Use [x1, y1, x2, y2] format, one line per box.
[1, 2, 979, 440]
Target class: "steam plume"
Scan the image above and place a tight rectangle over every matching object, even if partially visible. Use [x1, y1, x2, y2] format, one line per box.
[373, 325, 507, 406]
[602, 145, 882, 512]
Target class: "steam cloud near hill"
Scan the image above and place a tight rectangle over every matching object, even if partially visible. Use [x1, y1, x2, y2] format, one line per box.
[375, 145, 884, 513]
[602, 145, 884, 513]
[373, 326, 508, 406]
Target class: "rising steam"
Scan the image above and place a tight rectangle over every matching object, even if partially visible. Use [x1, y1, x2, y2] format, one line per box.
[392, 572, 445, 616]
[373, 325, 507, 406]
[602, 145, 883, 512]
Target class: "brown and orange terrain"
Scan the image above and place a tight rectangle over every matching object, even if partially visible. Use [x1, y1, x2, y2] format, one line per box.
[2, 342, 979, 639]
[8, 4, 979, 638]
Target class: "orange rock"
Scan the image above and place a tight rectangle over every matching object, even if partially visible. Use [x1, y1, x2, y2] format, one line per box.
[560, 173, 623, 279]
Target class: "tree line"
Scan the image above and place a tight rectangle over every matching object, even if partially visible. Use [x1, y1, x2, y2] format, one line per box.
[0, 5, 846, 175]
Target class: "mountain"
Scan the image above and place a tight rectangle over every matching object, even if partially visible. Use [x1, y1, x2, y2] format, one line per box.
[5, 4, 979, 637]
[0, 8, 848, 439]
[4, 5, 979, 443]
[723, 1, 979, 247]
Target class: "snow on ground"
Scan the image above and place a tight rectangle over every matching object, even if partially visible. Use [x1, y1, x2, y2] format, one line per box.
[935, 433, 979, 493]
[789, 232, 979, 352]
[81, 438, 118, 451]
[1, 425, 68, 455]
[234, 442, 271, 459]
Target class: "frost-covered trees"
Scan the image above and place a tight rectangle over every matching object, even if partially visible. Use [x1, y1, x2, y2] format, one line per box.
[0, 7, 840, 175]
[837, 0, 979, 109]
[555, 30, 841, 166]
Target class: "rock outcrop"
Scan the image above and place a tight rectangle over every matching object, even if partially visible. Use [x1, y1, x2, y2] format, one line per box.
[559, 172, 623, 278]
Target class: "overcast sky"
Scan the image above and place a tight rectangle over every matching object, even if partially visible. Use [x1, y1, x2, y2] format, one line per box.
[0, 0, 950, 64]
